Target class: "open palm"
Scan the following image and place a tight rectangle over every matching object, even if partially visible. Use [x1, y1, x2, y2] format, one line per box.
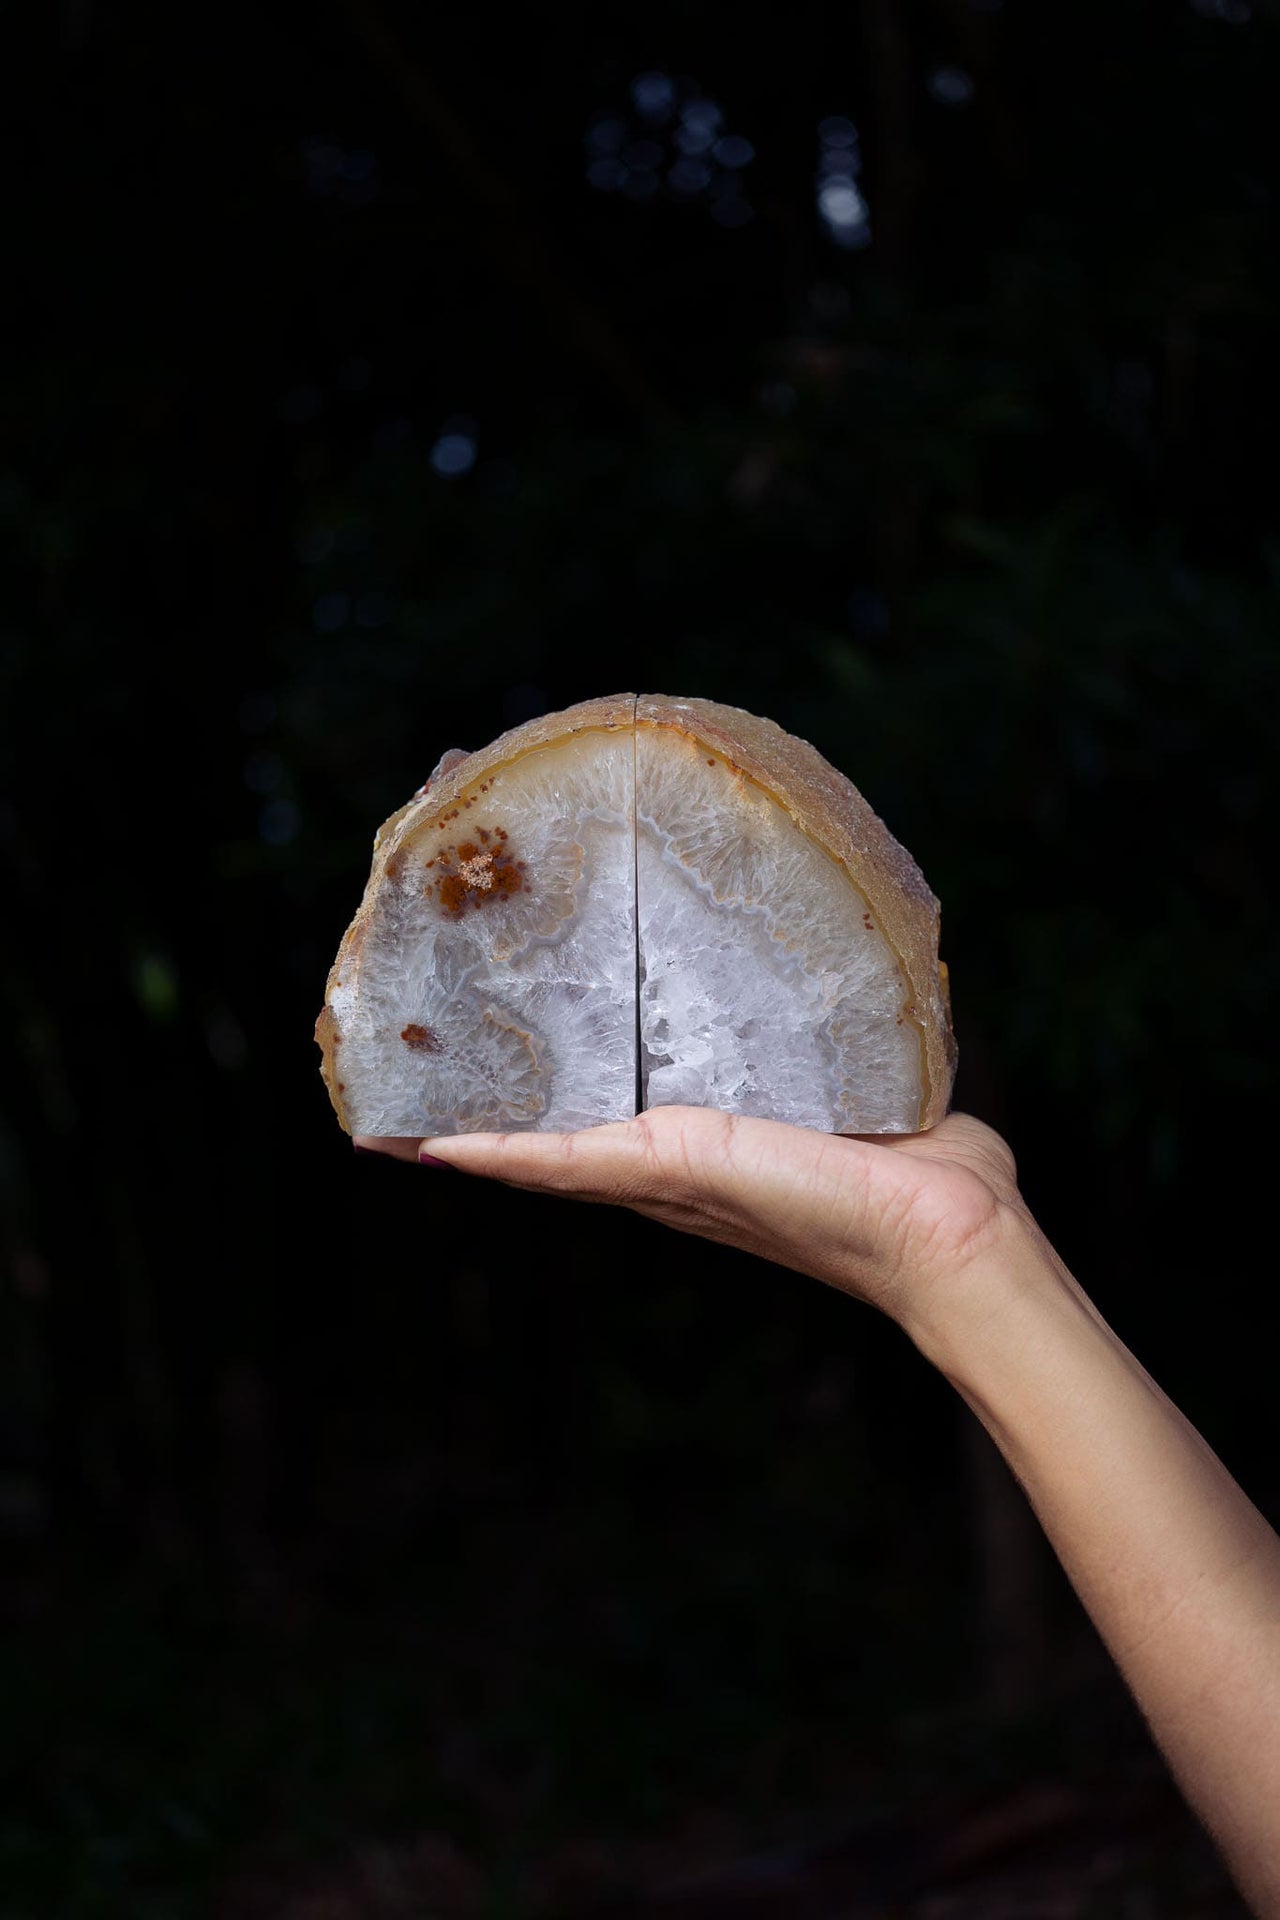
[356, 1109, 1025, 1329]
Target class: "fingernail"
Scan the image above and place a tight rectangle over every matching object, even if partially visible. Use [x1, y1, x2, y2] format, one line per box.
[418, 1151, 455, 1169]
[353, 1142, 373, 1155]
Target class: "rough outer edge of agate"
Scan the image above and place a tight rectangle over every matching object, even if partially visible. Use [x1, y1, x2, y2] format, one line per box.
[317, 691, 956, 1135]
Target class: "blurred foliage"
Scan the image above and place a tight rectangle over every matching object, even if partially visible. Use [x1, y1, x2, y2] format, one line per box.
[1, 0, 1276, 1909]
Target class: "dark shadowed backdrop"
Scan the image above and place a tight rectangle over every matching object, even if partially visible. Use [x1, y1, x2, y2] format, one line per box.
[3, 1, 1278, 1912]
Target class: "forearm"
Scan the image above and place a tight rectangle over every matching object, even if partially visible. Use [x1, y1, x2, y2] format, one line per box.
[385, 1106, 1280, 1903]
[903, 1217, 1280, 1915]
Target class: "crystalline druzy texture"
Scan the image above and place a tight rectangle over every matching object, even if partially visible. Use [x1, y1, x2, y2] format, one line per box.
[318, 694, 954, 1136]
[324, 724, 637, 1136]
[635, 713, 923, 1133]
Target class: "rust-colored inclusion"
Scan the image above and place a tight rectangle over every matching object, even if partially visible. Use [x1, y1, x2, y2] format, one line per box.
[426, 826, 527, 917]
[401, 1023, 444, 1053]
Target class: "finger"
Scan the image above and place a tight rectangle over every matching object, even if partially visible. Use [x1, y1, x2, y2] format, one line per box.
[410, 1111, 818, 1272]
[413, 1115, 670, 1203]
[352, 1134, 422, 1162]
[415, 1108, 886, 1260]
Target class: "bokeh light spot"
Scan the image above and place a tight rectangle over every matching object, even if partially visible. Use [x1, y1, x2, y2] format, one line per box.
[243, 751, 284, 796]
[583, 80, 752, 226]
[848, 588, 890, 638]
[301, 138, 342, 183]
[668, 157, 711, 194]
[206, 1010, 248, 1073]
[312, 591, 350, 632]
[714, 134, 755, 168]
[632, 72, 675, 119]
[300, 138, 379, 205]
[817, 115, 871, 248]
[132, 953, 180, 1023]
[675, 99, 723, 155]
[588, 156, 627, 191]
[587, 117, 627, 153]
[430, 432, 477, 477]
[259, 799, 301, 847]
[929, 66, 975, 105]
[817, 115, 859, 150]
[356, 590, 392, 629]
[683, 100, 723, 136]
[760, 381, 797, 417]
[819, 180, 869, 230]
[295, 520, 332, 565]
[372, 418, 413, 454]
[276, 386, 323, 425]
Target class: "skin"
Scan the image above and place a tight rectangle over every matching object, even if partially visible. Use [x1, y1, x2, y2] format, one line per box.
[356, 1109, 1280, 1914]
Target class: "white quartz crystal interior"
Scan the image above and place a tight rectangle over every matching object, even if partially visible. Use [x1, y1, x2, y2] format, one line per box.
[635, 727, 923, 1132]
[330, 718, 928, 1135]
[330, 730, 638, 1134]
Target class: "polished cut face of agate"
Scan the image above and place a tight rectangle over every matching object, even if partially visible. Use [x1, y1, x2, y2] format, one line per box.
[316, 694, 956, 1138]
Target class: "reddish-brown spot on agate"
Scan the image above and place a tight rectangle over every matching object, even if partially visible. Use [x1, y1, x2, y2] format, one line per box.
[401, 1023, 445, 1053]
[429, 832, 527, 916]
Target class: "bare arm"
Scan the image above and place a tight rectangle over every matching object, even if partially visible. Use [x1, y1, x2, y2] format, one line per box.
[906, 1202, 1280, 1912]
[358, 1109, 1280, 1913]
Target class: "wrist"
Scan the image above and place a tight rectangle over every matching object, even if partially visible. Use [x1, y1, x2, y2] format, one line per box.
[896, 1204, 1075, 1382]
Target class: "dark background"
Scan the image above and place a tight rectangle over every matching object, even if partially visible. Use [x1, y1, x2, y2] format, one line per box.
[4, 1, 1278, 1912]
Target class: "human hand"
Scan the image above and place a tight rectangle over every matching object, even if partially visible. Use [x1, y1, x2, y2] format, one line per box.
[357, 1109, 1280, 1906]
[354, 1109, 1028, 1336]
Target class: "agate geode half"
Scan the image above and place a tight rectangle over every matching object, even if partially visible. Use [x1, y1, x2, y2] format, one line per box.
[316, 693, 956, 1136]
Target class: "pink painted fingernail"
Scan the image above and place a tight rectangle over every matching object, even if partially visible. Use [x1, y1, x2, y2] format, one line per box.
[418, 1152, 454, 1169]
